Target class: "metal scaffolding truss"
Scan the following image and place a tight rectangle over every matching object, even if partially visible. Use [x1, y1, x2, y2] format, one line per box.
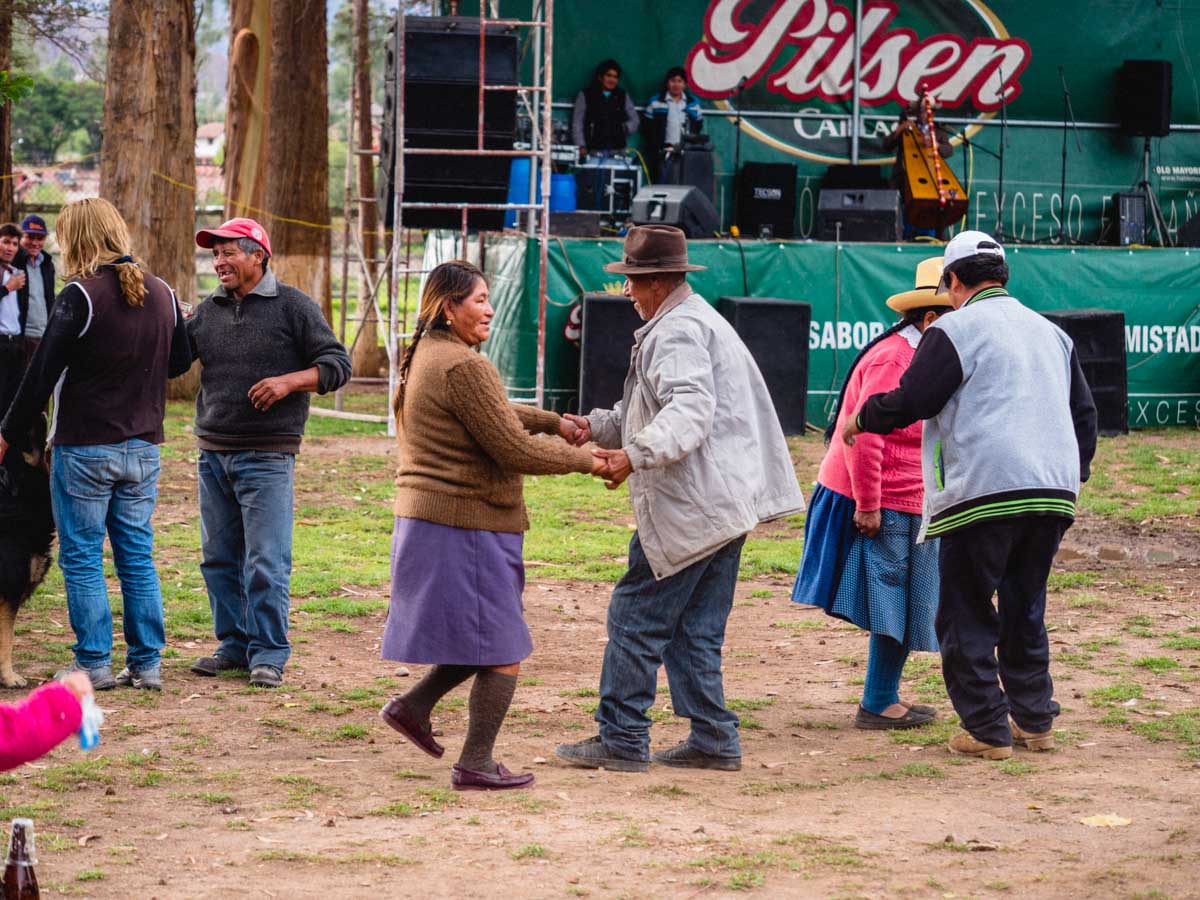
[375, 0, 555, 434]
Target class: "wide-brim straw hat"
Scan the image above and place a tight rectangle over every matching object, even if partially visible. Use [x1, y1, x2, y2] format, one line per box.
[886, 257, 953, 312]
[603, 224, 707, 275]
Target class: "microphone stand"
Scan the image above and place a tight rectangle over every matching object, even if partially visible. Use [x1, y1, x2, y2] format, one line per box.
[995, 62, 1009, 243]
[732, 75, 746, 234]
[1057, 65, 1082, 245]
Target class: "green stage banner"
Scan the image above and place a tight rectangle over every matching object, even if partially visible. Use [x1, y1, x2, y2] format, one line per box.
[474, 236, 1200, 428]
[501, 0, 1200, 240]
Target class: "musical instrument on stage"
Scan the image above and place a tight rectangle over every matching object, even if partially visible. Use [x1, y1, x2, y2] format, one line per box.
[898, 90, 967, 229]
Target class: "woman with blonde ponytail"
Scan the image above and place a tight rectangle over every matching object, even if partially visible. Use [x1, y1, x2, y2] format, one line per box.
[380, 260, 604, 792]
[0, 197, 193, 692]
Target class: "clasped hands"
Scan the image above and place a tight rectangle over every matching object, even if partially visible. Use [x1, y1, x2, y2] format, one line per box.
[557, 412, 631, 489]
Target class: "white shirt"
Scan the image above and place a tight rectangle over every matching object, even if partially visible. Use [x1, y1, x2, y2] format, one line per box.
[0, 268, 20, 336]
[664, 96, 687, 147]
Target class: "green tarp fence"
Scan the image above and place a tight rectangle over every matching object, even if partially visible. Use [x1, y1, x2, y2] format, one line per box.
[425, 233, 1200, 428]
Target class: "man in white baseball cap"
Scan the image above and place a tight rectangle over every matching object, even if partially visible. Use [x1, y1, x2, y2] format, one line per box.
[843, 229, 1098, 761]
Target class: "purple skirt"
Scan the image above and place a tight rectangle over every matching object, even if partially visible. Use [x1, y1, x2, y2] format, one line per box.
[380, 516, 532, 666]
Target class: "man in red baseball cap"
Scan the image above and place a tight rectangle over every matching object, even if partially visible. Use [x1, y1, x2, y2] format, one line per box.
[186, 217, 351, 690]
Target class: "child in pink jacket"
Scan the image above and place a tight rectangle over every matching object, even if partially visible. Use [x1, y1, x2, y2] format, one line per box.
[0, 672, 91, 771]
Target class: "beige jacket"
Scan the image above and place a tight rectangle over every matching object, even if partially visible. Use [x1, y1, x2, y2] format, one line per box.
[587, 285, 805, 579]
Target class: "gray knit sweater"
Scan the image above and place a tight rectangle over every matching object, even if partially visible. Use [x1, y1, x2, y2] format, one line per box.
[186, 270, 352, 452]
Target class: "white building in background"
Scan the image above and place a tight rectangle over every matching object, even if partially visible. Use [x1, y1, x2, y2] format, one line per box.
[196, 122, 225, 164]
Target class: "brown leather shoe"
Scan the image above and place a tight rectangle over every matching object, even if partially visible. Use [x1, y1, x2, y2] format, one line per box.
[947, 730, 1012, 760]
[379, 697, 444, 759]
[451, 762, 535, 792]
[1010, 717, 1055, 751]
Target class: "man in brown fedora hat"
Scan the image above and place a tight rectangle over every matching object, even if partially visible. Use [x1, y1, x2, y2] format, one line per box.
[555, 224, 804, 773]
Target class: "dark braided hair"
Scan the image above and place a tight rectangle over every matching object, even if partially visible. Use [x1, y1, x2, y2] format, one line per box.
[393, 260, 486, 417]
[822, 305, 949, 445]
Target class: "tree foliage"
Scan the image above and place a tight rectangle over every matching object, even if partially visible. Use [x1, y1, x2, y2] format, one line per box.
[11, 72, 103, 163]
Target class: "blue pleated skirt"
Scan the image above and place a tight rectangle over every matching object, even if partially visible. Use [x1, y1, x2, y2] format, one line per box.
[381, 517, 533, 666]
[791, 483, 939, 652]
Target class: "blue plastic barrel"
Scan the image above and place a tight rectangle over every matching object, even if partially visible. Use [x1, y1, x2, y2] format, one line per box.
[505, 158, 540, 228]
[549, 173, 577, 212]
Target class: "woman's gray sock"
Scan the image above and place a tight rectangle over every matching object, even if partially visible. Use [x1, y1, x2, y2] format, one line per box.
[400, 664, 478, 725]
[457, 670, 518, 773]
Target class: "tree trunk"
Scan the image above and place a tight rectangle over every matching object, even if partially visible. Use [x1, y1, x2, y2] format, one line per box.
[224, 0, 270, 220]
[100, 1, 198, 399]
[0, 0, 14, 223]
[266, 0, 331, 322]
[350, 0, 381, 375]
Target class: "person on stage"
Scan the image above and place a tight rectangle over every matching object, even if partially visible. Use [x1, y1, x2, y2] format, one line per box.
[378, 260, 604, 792]
[884, 97, 953, 240]
[844, 232, 1098, 760]
[571, 59, 639, 161]
[792, 258, 952, 730]
[642, 66, 704, 182]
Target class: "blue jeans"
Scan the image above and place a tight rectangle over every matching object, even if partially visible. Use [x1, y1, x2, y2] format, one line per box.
[50, 440, 165, 670]
[597, 532, 746, 760]
[198, 450, 295, 672]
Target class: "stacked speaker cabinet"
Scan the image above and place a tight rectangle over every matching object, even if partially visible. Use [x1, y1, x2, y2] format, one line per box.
[378, 17, 518, 230]
[630, 185, 720, 238]
[578, 294, 642, 414]
[1041, 308, 1128, 436]
[717, 297, 811, 435]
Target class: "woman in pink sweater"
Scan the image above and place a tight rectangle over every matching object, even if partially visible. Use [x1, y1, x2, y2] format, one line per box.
[0, 672, 90, 770]
[793, 258, 952, 729]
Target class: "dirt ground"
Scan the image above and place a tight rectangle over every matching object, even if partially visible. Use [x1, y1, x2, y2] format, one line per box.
[4, 429, 1199, 900]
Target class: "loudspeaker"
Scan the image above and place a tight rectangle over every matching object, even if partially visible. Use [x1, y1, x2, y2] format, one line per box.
[736, 163, 797, 239]
[630, 185, 720, 238]
[1109, 192, 1145, 246]
[578, 293, 642, 414]
[816, 188, 902, 242]
[1178, 213, 1200, 247]
[659, 145, 716, 203]
[1117, 60, 1172, 137]
[717, 297, 811, 435]
[1041, 308, 1128, 436]
[377, 16, 518, 230]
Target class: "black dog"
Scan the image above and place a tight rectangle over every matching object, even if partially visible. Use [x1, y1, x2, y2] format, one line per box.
[0, 414, 54, 688]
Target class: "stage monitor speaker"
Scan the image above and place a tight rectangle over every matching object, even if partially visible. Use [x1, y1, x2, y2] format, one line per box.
[816, 188, 902, 242]
[1041, 308, 1128, 436]
[1117, 60, 1172, 136]
[630, 185, 720, 238]
[717, 297, 811, 435]
[1109, 192, 1145, 246]
[578, 293, 642, 415]
[377, 16, 518, 230]
[736, 163, 797, 239]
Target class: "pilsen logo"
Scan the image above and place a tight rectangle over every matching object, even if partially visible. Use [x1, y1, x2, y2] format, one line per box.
[685, 0, 1031, 163]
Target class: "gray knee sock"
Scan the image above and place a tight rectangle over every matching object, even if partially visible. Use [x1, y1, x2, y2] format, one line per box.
[457, 670, 518, 773]
[401, 664, 478, 724]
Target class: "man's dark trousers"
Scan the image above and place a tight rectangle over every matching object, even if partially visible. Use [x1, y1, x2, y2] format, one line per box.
[0, 335, 25, 417]
[936, 516, 1070, 747]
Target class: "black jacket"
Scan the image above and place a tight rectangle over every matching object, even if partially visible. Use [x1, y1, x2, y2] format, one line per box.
[185, 269, 352, 453]
[12, 247, 56, 336]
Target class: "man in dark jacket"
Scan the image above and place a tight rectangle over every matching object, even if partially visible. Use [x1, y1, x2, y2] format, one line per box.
[185, 218, 351, 689]
[844, 231, 1098, 761]
[571, 59, 639, 159]
[14, 214, 56, 364]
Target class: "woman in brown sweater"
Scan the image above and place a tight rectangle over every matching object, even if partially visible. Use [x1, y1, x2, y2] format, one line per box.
[379, 260, 601, 791]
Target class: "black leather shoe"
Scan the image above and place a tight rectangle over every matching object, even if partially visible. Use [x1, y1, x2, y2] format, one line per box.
[451, 762, 534, 791]
[554, 735, 648, 772]
[652, 741, 741, 771]
[854, 704, 936, 730]
[249, 665, 283, 688]
[380, 697, 445, 758]
[190, 654, 246, 677]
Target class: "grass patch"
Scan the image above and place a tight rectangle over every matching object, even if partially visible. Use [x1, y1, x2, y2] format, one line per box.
[371, 801, 414, 818]
[648, 784, 689, 798]
[75, 869, 105, 882]
[1133, 657, 1181, 673]
[727, 697, 774, 711]
[1161, 635, 1200, 651]
[997, 759, 1036, 776]
[1047, 571, 1099, 592]
[1089, 681, 1143, 707]
[512, 843, 549, 860]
